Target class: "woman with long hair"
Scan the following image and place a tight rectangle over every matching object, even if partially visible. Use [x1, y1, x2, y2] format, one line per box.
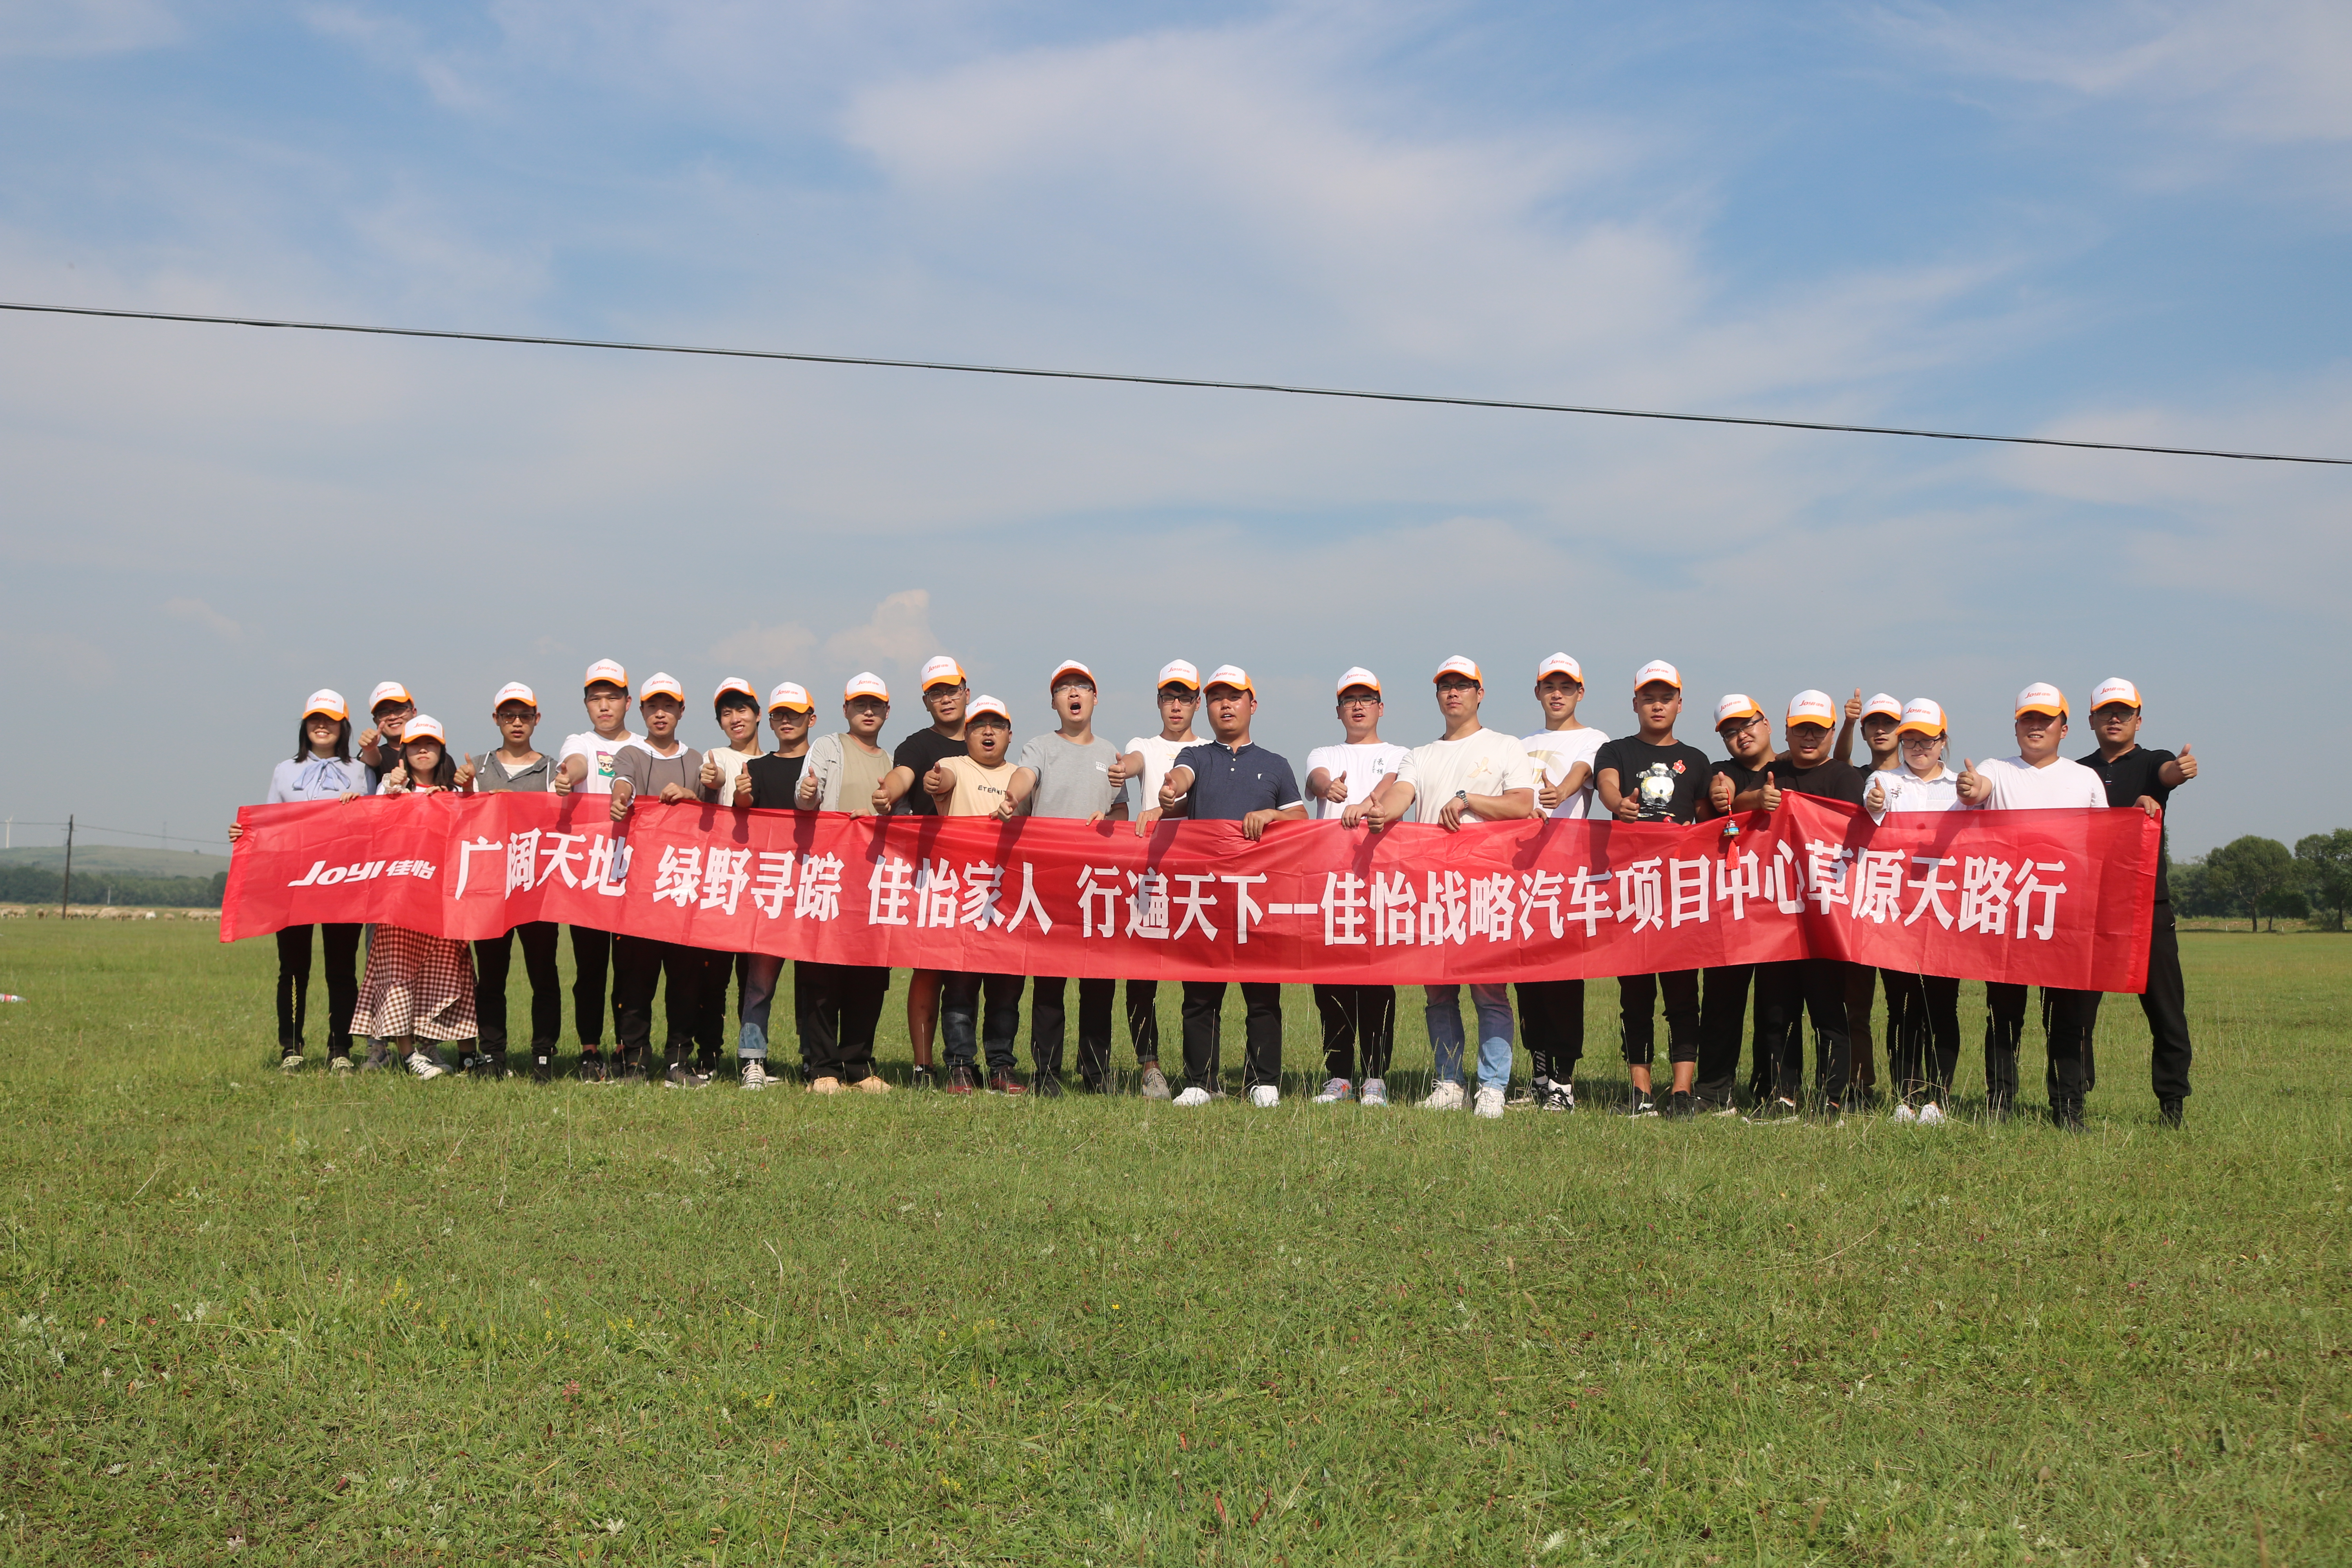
[1864, 698, 1965, 1124]
[350, 717, 477, 1080]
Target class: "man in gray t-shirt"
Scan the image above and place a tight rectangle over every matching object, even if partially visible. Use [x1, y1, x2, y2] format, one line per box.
[1009, 661, 1129, 1093]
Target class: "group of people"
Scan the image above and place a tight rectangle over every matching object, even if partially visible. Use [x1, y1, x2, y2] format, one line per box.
[233, 652, 2199, 1128]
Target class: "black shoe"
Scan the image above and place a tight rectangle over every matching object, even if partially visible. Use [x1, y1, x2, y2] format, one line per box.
[1666, 1090, 1694, 1119]
[665, 1061, 711, 1089]
[2051, 1098, 2085, 1133]
[944, 1065, 979, 1094]
[989, 1069, 1028, 1096]
[532, 1053, 554, 1084]
[617, 1052, 649, 1084]
[474, 1051, 511, 1080]
[911, 1065, 937, 1091]
[2158, 1096, 2184, 1128]
[1626, 1091, 1657, 1117]
[1541, 1082, 1577, 1113]
[1032, 1073, 1065, 1099]
[577, 1050, 610, 1083]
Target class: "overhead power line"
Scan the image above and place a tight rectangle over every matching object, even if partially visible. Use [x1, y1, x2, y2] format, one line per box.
[2, 298, 2344, 466]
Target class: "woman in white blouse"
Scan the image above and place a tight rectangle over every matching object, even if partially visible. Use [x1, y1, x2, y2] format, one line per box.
[1866, 699, 1963, 1124]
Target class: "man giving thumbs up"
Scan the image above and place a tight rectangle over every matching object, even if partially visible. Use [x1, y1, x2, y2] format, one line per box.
[1303, 669, 1407, 1106]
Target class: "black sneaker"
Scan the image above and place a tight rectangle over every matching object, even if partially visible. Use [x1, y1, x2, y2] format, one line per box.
[577, 1050, 609, 1083]
[617, 1053, 649, 1085]
[1542, 1082, 1576, 1113]
[1626, 1091, 1657, 1117]
[2051, 1099, 2085, 1133]
[2158, 1097, 2184, 1128]
[665, 1062, 711, 1089]
[911, 1065, 937, 1092]
[944, 1065, 978, 1095]
[1666, 1090, 1694, 1119]
[1031, 1073, 1065, 1099]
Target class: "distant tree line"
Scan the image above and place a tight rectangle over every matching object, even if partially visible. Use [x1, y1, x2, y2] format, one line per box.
[2172, 830, 2352, 932]
[0, 865, 230, 909]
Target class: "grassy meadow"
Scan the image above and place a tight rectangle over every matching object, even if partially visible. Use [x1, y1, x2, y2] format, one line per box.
[0, 921, 2345, 1564]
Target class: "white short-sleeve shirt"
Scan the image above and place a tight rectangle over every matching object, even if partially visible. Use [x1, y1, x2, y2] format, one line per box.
[1521, 727, 1609, 819]
[1973, 756, 2109, 811]
[558, 730, 646, 795]
[1395, 729, 1541, 824]
[1303, 742, 1408, 819]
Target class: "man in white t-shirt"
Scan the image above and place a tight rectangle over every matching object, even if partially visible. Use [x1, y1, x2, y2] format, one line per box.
[1107, 660, 1203, 1101]
[1517, 652, 1606, 1111]
[1361, 656, 1539, 1119]
[1301, 668, 1407, 1106]
[1955, 682, 2108, 1129]
[550, 657, 644, 1082]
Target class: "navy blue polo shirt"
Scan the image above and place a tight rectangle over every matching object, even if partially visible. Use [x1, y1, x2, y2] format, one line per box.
[1173, 741, 1302, 821]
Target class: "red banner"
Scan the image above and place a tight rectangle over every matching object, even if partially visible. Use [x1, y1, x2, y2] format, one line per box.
[223, 794, 2158, 990]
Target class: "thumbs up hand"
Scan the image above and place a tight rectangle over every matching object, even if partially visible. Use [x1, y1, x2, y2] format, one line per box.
[1955, 758, 1990, 806]
[1844, 688, 1864, 724]
[2176, 742, 2197, 781]
[1320, 769, 1351, 804]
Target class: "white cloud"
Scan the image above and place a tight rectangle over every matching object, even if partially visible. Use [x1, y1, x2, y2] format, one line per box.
[707, 620, 816, 671]
[823, 590, 937, 681]
[164, 596, 241, 641]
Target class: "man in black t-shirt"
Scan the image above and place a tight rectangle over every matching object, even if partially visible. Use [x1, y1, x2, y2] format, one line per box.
[1593, 661, 1709, 1116]
[876, 656, 973, 1087]
[2080, 677, 2199, 1126]
[1750, 690, 1865, 1120]
[1695, 694, 1780, 1112]
[735, 683, 815, 1091]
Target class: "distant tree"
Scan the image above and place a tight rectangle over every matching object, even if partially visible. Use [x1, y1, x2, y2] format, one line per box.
[2296, 829, 2352, 931]
[2167, 860, 2216, 917]
[2203, 836, 2298, 933]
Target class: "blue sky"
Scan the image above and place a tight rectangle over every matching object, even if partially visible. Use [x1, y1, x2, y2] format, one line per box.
[3, 0, 2347, 864]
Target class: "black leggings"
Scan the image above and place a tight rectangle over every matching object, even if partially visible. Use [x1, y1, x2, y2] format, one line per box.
[1514, 978, 1584, 1084]
[276, 924, 361, 1057]
[1315, 984, 1397, 1082]
[1881, 970, 1960, 1103]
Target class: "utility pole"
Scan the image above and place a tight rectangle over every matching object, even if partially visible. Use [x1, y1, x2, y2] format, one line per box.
[60, 816, 74, 918]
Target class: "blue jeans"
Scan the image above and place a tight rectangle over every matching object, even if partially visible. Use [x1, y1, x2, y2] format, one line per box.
[738, 954, 785, 1059]
[1426, 984, 1514, 1091]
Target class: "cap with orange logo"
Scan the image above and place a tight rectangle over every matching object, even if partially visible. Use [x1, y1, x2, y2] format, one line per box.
[2015, 682, 2067, 718]
[1895, 698, 1947, 737]
[1336, 666, 1381, 697]
[1048, 659, 1096, 690]
[400, 715, 447, 747]
[1633, 660, 1682, 692]
[1536, 652, 1584, 684]
[1786, 690, 1838, 728]
[766, 682, 813, 714]
[582, 659, 628, 691]
[368, 681, 414, 713]
[712, 677, 758, 708]
[492, 682, 538, 711]
[1862, 692, 1902, 721]
[1203, 664, 1253, 694]
[919, 656, 966, 691]
[844, 671, 891, 702]
[2090, 677, 2141, 712]
[966, 695, 1011, 723]
[1713, 694, 1762, 727]
[1433, 655, 1483, 685]
[637, 673, 685, 703]
[303, 689, 349, 722]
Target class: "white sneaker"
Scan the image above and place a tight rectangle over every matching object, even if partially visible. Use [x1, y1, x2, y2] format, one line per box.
[1249, 1085, 1280, 1109]
[1359, 1078, 1390, 1107]
[741, 1060, 768, 1091]
[1420, 1079, 1465, 1111]
[1916, 1102, 1945, 1126]
[1473, 1085, 1505, 1119]
[1312, 1077, 1352, 1103]
[1172, 1086, 1212, 1107]
[1893, 1102, 1917, 1125]
[405, 1051, 445, 1081]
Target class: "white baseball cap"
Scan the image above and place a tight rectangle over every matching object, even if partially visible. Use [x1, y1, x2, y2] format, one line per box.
[582, 659, 628, 691]
[845, 671, 891, 702]
[1156, 659, 1201, 691]
[302, 689, 349, 721]
[1896, 697, 1947, 737]
[766, 681, 813, 714]
[713, 677, 758, 710]
[1862, 692, 1903, 721]
[1203, 664, 1253, 693]
[1713, 693, 1762, 727]
[1536, 652, 1584, 684]
[491, 682, 538, 711]
[1786, 689, 1838, 728]
[1048, 659, 1096, 690]
[1633, 660, 1682, 692]
[638, 673, 685, 703]
[368, 681, 413, 712]
[400, 714, 447, 746]
[919, 655, 966, 691]
[966, 694, 1011, 722]
[1433, 655, 1483, 684]
[2090, 677, 2142, 711]
[1336, 666, 1382, 696]
[2015, 682, 2068, 718]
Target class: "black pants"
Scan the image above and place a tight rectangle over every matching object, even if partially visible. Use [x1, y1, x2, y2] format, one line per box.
[798, 962, 888, 1083]
[2085, 902, 2192, 1103]
[1882, 970, 1960, 1103]
[694, 951, 748, 1065]
[942, 971, 1021, 1076]
[1986, 981, 2091, 1109]
[1182, 980, 1281, 1091]
[1125, 978, 1163, 1064]
[1618, 971, 1699, 1066]
[1031, 975, 1116, 1086]
[1760, 959, 1853, 1107]
[472, 921, 560, 1056]
[1513, 978, 1583, 1085]
[276, 923, 361, 1057]
[569, 926, 617, 1047]
[1315, 984, 1397, 1082]
[613, 934, 702, 1061]
[1693, 964, 1753, 1105]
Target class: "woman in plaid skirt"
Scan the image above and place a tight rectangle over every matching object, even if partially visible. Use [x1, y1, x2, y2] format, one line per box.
[352, 717, 478, 1080]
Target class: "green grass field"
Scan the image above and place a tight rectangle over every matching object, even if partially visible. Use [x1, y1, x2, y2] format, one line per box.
[1, 924, 2345, 1564]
